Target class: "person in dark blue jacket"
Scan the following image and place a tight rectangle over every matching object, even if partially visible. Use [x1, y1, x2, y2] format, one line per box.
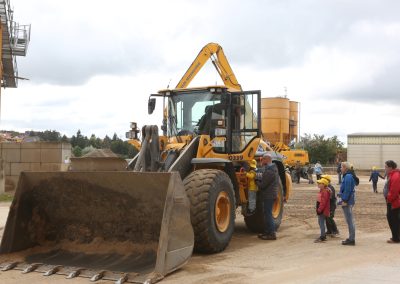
[256, 153, 279, 241]
[369, 166, 384, 193]
[339, 161, 356, 245]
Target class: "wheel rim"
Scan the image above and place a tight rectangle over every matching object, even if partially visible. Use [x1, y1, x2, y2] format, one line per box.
[272, 191, 281, 218]
[215, 191, 231, 232]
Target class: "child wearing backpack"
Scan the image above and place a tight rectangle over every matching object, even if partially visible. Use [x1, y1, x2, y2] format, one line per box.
[322, 174, 339, 237]
[314, 177, 331, 243]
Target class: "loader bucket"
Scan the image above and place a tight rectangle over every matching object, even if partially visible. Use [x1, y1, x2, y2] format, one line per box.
[0, 171, 194, 283]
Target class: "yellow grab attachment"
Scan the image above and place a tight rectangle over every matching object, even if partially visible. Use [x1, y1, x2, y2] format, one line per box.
[0, 171, 194, 283]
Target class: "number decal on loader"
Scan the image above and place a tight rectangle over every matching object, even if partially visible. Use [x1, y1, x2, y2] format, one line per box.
[228, 155, 243, 161]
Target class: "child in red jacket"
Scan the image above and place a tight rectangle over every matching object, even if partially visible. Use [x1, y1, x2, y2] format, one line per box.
[315, 177, 331, 243]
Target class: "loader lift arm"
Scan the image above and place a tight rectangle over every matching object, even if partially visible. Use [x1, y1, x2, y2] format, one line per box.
[176, 42, 242, 91]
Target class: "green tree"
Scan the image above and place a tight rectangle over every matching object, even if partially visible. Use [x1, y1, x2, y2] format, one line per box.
[301, 134, 344, 164]
[89, 134, 101, 148]
[26, 130, 62, 142]
[72, 146, 82, 157]
[95, 137, 103, 148]
[81, 145, 96, 156]
[71, 130, 88, 149]
[102, 135, 111, 148]
[109, 138, 138, 159]
[110, 139, 126, 155]
[61, 135, 69, 143]
[40, 130, 61, 141]
[112, 133, 118, 141]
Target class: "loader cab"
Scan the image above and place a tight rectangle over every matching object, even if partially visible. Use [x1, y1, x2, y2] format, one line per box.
[155, 86, 261, 154]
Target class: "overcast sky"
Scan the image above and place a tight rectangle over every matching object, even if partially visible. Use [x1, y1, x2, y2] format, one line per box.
[2, 0, 400, 144]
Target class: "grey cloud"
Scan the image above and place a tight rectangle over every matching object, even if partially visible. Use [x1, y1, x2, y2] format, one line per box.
[14, 0, 400, 94]
[17, 29, 163, 86]
[342, 63, 400, 104]
[206, 1, 400, 69]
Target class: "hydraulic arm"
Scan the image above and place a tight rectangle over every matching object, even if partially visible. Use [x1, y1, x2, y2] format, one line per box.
[176, 43, 242, 91]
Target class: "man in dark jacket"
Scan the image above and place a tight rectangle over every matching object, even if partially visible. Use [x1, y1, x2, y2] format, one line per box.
[256, 153, 279, 240]
[337, 162, 342, 185]
[295, 160, 302, 184]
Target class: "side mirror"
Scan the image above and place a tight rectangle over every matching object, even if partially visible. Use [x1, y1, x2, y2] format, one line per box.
[148, 98, 156, 114]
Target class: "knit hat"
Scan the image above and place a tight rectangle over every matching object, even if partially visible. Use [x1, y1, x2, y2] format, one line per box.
[321, 174, 331, 183]
[317, 178, 329, 186]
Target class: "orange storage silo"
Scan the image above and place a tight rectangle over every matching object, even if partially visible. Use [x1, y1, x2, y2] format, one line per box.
[261, 97, 290, 145]
[289, 100, 299, 142]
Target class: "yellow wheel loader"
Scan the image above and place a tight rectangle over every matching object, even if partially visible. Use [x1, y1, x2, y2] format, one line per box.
[130, 85, 291, 246]
[0, 43, 291, 283]
[127, 42, 292, 243]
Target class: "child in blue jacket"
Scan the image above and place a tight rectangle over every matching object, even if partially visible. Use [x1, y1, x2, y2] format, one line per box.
[369, 166, 384, 193]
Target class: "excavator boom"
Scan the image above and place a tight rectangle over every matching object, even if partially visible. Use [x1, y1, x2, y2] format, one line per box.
[176, 42, 242, 91]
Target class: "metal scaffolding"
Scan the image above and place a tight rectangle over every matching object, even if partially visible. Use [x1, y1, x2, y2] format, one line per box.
[0, 0, 31, 88]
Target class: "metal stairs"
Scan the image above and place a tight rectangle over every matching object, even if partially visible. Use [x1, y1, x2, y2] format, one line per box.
[0, 0, 30, 88]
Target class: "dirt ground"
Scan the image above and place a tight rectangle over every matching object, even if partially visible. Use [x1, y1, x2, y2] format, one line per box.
[1, 175, 400, 283]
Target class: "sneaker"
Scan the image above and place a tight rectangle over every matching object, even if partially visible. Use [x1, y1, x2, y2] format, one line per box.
[258, 234, 277, 240]
[342, 239, 355, 246]
[314, 236, 326, 243]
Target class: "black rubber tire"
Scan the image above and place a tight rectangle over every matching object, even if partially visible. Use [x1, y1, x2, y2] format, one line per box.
[183, 169, 235, 253]
[244, 182, 284, 233]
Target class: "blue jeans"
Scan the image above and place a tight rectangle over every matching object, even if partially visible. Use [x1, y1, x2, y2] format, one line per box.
[263, 199, 275, 235]
[342, 205, 355, 241]
[248, 190, 257, 211]
[318, 214, 326, 238]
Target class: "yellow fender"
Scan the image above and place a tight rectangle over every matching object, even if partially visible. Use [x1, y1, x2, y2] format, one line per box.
[285, 171, 292, 201]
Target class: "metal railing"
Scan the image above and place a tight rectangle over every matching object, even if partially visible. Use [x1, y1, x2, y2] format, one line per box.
[0, 0, 31, 87]
[10, 22, 31, 56]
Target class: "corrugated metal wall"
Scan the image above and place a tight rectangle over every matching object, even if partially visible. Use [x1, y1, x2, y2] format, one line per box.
[347, 135, 400, 169]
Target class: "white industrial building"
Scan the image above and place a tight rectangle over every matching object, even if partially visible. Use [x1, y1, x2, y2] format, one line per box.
[347, 133, 400, 170]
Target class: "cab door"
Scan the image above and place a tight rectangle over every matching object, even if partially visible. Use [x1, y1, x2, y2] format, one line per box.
[227, 91, 261, 154]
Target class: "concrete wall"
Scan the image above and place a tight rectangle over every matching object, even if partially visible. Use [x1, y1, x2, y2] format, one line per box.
[0, 142, 71, 193]
[0, 159, 4, 193]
